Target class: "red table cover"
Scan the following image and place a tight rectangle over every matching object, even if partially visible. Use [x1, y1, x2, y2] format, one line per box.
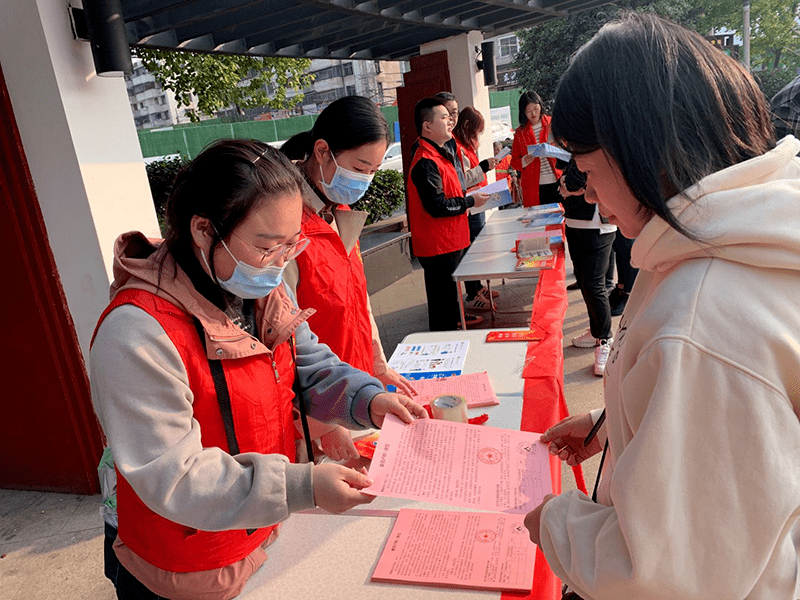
[502, 242, 587, 600]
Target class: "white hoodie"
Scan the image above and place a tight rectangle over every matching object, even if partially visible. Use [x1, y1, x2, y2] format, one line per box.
[540, 136, 800, 600]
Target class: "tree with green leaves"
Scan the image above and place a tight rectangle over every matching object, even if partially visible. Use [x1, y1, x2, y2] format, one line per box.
[134, 49, 315, 122]
[512, 0, 800, 106]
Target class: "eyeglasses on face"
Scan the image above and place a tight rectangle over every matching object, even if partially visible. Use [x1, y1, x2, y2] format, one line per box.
[231, 230, 310, 267]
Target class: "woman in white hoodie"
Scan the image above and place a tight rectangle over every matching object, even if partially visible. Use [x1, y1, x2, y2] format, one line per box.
[524, 13, 800, 600]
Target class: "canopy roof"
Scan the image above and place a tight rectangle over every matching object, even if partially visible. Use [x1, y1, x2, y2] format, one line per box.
[119, 0, 610, 60]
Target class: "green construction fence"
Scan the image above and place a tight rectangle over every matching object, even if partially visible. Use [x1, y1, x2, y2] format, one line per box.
[138, 91, 523, 159]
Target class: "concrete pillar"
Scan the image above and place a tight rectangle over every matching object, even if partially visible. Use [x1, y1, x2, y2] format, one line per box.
[421, 32, 495, 182]
[0, 0, 160, 361]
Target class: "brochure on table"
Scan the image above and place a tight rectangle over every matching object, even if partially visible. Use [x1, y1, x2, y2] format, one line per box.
[364, 414, 552, 513]
[387, 340, 469, 379]
[372, 508, 535, 591]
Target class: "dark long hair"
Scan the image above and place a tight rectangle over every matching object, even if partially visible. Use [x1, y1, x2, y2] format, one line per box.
[453, 106, 485, 151]
[162, 139, 305, 281]
[518, 90, 544, 128]
[551, 12, 775, 239]
[281, 96, 390, 160]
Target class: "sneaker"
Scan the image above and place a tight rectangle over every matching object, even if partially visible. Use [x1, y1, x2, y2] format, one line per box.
[566, 281, 580, 290]
[462, 313, 484, 327]
[571, 329, 600, 348]
[481, 288, 500, 299]
[594, 338, 613, 376]
[465, 293, 493, 311]
[609, 288, 629, 317]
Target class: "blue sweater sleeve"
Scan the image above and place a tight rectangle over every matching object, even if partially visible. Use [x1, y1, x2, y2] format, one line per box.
[285, 285, 384, 428]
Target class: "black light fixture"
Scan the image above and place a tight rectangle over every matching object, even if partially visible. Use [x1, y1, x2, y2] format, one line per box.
[83, 0, 133, 77]
[475, 41, 497, 87]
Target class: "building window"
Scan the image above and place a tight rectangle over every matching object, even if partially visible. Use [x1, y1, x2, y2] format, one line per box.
[498, 35, 518, 58]
[342, 62, 354, 76]
[346, 85, 356, 96]
[374, 60, 381, 74]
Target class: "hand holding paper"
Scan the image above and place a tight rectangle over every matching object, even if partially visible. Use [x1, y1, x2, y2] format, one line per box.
[364, 414, 552, 513]
[369, 392, 428, 427]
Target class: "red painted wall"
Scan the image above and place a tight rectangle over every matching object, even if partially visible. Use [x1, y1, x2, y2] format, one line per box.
[0, 62, 103, 494]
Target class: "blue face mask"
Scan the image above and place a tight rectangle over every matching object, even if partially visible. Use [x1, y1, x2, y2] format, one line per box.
[319, 152, 374, 205]
[202, 241, 285, 300]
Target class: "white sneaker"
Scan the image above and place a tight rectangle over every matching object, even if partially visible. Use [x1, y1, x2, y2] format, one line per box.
[594, 338, 613, 376]
[465, 293, 493, 311]
[571, 329, 599, 348]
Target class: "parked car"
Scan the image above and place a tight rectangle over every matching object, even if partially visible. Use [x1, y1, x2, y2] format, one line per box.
[491, 122, 515, 145]
[381, 141, 403, 172]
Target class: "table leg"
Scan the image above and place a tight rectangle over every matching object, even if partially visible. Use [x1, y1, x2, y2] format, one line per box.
[456, 280, 467, 330]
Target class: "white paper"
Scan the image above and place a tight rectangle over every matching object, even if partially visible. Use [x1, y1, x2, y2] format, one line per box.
[494, 146, 511, 161]
[387, 340, 470, 378]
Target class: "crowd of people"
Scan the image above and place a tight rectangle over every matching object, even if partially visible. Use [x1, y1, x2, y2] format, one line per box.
[89, 11, 799, 600]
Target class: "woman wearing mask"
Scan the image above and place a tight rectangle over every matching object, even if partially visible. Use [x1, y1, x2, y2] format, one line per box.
[524, 13, 800, 600]
[91, 139, 426, 600]
[510, 90, 562, 207]
[281, 96, 417, 462]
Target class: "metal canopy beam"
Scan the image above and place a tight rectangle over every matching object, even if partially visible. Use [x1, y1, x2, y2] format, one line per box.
[118, 0, 611, 60]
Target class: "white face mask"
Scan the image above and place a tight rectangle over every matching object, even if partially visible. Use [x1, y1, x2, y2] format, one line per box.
[201, 241, 285, 300]
[319, 151, 374, 205]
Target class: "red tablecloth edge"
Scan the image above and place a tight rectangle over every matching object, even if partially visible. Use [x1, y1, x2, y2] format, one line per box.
[503, 241, 586, 600]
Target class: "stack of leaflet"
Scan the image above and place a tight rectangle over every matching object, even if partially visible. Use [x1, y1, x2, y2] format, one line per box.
[517, 202, 565, 228]
[514, 236, 556, 271]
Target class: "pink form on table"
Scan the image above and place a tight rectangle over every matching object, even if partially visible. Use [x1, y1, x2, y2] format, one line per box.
[371, 509, 535, 591]
[364, 414, 552, 513]
[410, 371, 499, 408]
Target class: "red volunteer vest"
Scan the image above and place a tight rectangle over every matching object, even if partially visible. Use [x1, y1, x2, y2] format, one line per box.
[294, 205, 374, 374]
[510, 115, 562, 207]
[407, 138, 471, 257]
[93, 288, 297, 573]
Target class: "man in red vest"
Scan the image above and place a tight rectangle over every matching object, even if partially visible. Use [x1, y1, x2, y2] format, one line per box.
[407, 97, 489, 331]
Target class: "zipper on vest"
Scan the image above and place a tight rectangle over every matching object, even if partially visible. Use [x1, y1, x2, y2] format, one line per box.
[271, 359, 280, 383]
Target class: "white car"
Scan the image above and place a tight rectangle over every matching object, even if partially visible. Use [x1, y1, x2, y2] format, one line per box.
[491, 122, 515, 145]
[381, 142, 403, 172]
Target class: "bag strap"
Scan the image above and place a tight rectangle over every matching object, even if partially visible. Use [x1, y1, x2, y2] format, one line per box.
[289, 335, 316, 464]
[194, 321, 254, 535]
[195, 321, 240, 455]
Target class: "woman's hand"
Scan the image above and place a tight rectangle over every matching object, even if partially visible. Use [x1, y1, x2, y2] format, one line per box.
[523, 494, 556, 545]
[319, 426, 360, 462]
[369, 392, 428, 427]
[375, 367, 418, 398]
[540, 413, 603, 466]
[312, 464, 375, 513]
[522, 154, 535, 168]
[485, 157, 498, 170]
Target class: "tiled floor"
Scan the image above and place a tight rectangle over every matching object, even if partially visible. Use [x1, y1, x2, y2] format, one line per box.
[0, 249, 616, 600]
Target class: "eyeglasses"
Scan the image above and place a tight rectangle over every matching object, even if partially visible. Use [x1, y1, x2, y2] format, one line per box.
[224, 226, 310, 267]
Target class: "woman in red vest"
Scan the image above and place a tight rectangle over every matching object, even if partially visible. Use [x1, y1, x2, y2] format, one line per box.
[452, 106, 497, 312]
[90, 140, 426, 600]
[281, 97, 417, 462]
[510, 90, 562, 207]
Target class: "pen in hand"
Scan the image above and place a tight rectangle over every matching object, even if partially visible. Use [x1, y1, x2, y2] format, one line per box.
[554, 409, 606, 454]
[583, 409, 606, 447]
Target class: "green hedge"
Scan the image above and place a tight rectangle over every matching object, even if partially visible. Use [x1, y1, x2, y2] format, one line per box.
[145, 157, 404, 232]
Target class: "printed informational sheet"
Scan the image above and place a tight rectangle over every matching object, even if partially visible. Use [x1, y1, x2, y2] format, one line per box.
[372, 509, 536, 591]
[387, 340, 469, 379]
[364, 414, 552, 513]
[411, 371, 499, 408]
[468, 178, 513, 214]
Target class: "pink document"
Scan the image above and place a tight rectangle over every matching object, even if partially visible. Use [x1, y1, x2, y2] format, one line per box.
[364, 414, 551, 513]
[372, 508, 535, 591]
[410, 371, 499, 408]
